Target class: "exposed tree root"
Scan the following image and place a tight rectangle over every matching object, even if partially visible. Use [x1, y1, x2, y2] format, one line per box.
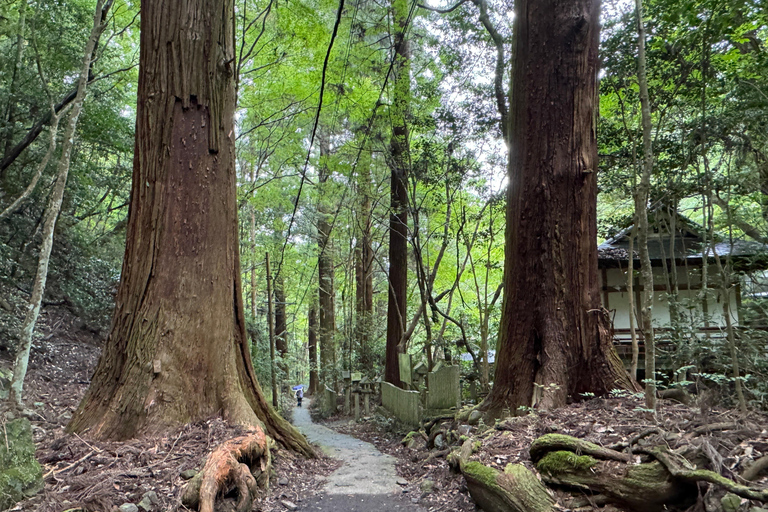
[449, 439, 554, 512]
[608, 427, 663, 451]
[689, 422, 758, 437]
[181, 427, 272, 512]
[530, 434, 768, 512]
[639, 446, 768, 502]
[530, 434, 630, 463]
[743, 454, 768, 482]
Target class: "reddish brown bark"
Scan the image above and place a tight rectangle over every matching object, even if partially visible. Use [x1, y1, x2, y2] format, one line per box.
[385, 0, 411, 387]
[317, 133, 336, 386]
[67, 0, 312, 457]
[355, 159, 374, 371]
[481, 0, 631, 415]
[274, 274, 288, 385]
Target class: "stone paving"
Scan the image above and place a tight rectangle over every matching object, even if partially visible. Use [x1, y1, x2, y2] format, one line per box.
[292, 401, 425, 511]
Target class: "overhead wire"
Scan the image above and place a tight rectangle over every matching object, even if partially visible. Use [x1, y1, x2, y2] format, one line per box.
[273, 0, 347, 284]
[286, 0, 421, 324]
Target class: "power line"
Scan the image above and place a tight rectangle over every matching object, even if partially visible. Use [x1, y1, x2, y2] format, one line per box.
[287, 0, 421, 325]
[274, 0, 347, 284]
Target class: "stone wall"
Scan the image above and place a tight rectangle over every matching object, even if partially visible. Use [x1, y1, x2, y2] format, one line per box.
[381, 382, 421, 426]
[426, 364, 460, 410]
[322, 385, 337, 416]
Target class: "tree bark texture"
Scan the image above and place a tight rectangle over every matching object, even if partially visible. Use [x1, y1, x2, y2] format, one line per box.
[317, 134, 336, 387]
[482, 0, 630, 415]
[2, 0, 27, 164]
[307, 304, 319, 395]
[67, 0, 312, 456]
[385, 0, 411, 387]
[266, 253, 278, 408]
[355, 157, 374, 371]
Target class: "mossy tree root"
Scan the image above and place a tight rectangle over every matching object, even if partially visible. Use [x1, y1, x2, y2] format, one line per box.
[181, 428, 272, 512]
[450, 439, 554, 512]
[534, 450, 693, 512]
[531, 434, 768, 512]
[530, 434, 630, 463]
[641, 447, 768, 502]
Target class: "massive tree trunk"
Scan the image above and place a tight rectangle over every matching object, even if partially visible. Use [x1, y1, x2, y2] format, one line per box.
[317, 134, 336, 387]
[385, 0, 411, 387]
[68, 0, 312, 456]
[481, 0, 631, 416]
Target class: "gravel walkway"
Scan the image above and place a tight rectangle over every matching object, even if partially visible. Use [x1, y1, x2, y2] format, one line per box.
[292, 402, 425, 511]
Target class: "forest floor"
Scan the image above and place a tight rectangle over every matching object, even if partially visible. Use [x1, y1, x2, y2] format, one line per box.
[325, 395, 768, 512]
[2, 306, 768, 511]
[0, 307, 340, 512]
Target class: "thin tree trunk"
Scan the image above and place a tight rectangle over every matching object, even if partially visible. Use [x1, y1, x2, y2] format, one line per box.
[266, 253, 278, 408]
[627, 231, 639, 381]
[705, 153, 746, 414]
[354, 153, 374, 372]
[385, 0, 411, 386]
[308, 304, 319, 395]
[275, 273, 288, 386]
[317, 133, 336, 387]
[635, 0, 657, 412]
[249, 169, 257, 321]
[10, 0, 110, 407]
[0, 107, 64, 222]
[2, 0, 27, 162]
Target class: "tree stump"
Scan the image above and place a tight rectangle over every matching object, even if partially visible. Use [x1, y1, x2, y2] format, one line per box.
[181, 427, 272, 512]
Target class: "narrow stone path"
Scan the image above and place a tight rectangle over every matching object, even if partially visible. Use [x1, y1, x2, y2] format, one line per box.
[292, 401, 425, 511]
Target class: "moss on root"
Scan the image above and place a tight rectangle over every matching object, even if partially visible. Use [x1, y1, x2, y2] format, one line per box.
[462, 461, 554, 512]
[536, 451, 596, 476]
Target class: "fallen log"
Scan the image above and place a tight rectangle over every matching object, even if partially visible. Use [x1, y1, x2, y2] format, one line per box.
[181, 427, 272, 512]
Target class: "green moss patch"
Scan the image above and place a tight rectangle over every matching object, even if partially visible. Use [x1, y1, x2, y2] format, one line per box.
[536, 450, 596, 476]
[0, 418, 43, 509]
[463, 461, 502, 489]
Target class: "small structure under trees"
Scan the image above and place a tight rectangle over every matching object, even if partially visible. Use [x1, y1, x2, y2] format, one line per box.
[598, 210, 768, 372]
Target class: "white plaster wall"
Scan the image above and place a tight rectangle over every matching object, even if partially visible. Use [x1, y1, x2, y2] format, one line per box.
[600, 265, 738, 333]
